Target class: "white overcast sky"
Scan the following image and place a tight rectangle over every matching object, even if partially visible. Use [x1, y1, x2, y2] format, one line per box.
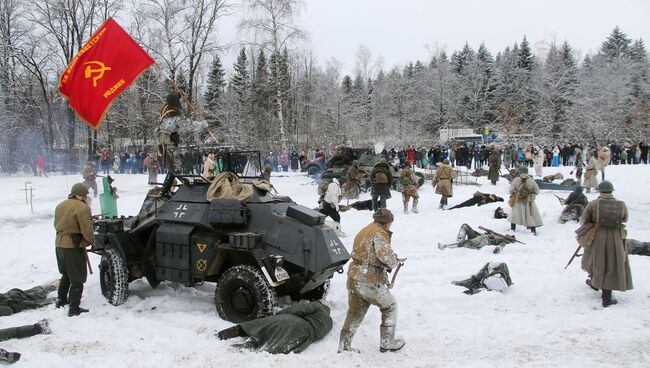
[217, 0, 650, 75]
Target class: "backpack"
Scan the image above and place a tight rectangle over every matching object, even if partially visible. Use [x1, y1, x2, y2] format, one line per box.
[516, 177, 531, 201]
[373, 171, 389, 184]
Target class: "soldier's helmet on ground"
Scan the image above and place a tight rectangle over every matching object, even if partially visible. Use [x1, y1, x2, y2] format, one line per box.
[598, 180, 614, 193]
[70, 183, 89, 197]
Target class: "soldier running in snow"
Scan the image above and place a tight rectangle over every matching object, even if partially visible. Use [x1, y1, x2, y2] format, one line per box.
[339, 209, 406, 353]
[399, 163, 419, 213]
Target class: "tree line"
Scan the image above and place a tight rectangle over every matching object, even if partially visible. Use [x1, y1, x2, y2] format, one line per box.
[0, 0, 648, 173]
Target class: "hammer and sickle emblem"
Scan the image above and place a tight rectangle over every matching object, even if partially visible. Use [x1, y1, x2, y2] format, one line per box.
[83, 61, 111, 87]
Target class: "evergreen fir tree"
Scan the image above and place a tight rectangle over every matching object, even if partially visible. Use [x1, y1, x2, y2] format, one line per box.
[204, 55, 226, 122]
[252, 49, 270, 114]
[230, 48, 250, 105]
[341, 75, 353, 94]
[516, 36, 534, 71]
[600, 26, 632, 60]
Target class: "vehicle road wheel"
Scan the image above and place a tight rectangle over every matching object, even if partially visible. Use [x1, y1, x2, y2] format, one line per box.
[307, 165, 320, 176]
[99, 248, 129, 306]
[215, 265, 277, 323]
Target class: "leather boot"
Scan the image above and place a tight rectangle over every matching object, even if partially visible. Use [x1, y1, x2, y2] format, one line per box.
[56, 276, 70, 308]
[0, 349, 21, 364]
[602, 289, 618, 308]
[338, 330, 359, 353]
[403, 201, 409, 214]
[68, 283, 89, 317]
[217, 325, 246, 340]
[510, 223, 516, 231]
[411, 198, 419, 213]
[379, 325, 405, 352]
[530, 227, 536, 235]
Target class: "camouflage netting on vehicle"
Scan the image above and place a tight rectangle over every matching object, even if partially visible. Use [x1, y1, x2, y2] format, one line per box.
[206, 172, 254, 202]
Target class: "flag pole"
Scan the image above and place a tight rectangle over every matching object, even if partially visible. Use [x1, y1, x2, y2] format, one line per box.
[156, 65, 219, 145]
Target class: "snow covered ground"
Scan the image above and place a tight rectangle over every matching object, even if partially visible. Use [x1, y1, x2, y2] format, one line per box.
[1, 165, 649, 368]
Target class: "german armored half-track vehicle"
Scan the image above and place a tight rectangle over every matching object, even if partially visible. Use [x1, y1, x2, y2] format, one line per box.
[93, 150, 350, 323]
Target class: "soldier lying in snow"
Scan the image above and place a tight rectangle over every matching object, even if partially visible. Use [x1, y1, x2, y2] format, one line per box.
[1, 320, 51, 364]
[557, 185, 589, 223]
[452, 262, 513, 295]
[626, 239, 650, 256]
[438, 224, 519, 254]
[543, 172, 564, 183]
[217, 301, 332, 354]
[494, 207, 508, 219]
[447, 192, 504, 210]
[0, 281, 57, 317]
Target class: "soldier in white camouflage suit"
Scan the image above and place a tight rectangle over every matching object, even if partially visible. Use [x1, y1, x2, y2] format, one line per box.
[338, 209, 405, 353]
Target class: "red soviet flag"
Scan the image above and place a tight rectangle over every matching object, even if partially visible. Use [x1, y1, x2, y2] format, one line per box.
[59, 18, 155, 129]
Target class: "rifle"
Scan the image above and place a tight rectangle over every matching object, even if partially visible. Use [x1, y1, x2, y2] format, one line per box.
[388, 258, 406, 289]
[564, 245, 582, 270]
[554, 194, 565, 205]
[478, 226, 525, 244]
[84, 248, 93, 275]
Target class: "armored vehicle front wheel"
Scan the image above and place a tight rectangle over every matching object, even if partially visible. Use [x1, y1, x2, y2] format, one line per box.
[215, 265, 277, 323]
[99, 248, 129, 306]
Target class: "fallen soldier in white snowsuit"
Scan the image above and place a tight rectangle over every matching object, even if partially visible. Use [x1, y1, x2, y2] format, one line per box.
[452, 262, 513, 295]
[438, 224, 517, 254]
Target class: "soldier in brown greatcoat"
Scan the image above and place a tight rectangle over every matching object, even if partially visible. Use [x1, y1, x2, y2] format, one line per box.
[487, 149, 501, 185]
[507, 166, 543, 235]
[339, 209, 405, 353]
[54, 183, 96, 317]
[580, 180, 633, 307]
[433, 159, 457, 209]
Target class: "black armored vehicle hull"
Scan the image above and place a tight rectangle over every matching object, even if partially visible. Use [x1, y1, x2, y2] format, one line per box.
[94, 150, 349, 322]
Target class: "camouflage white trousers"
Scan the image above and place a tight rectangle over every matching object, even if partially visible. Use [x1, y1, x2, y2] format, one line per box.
[341, 278, 398, 337]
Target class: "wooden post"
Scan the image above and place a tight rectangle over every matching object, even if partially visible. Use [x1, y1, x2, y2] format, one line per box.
[19, 182, 35, 214]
